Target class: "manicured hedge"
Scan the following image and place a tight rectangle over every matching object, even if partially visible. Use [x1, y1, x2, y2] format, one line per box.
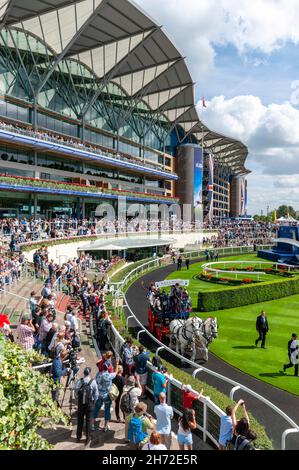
[198, 276, 299, 311]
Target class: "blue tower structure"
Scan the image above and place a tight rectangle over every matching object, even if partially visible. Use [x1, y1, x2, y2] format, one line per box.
[258, 225, 299, 265]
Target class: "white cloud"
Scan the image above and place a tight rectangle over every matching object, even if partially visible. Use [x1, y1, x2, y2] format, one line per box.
[197, 94, 299, 212]
[199, 95, 299, 174]
[137, 0, 299, 78]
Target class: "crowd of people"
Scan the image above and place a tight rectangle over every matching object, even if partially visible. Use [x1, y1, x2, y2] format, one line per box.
[71, 338, 204, 451]
[0, 212, 270, 452]
[0, 216, 281, 253]
[0, 120, 171, 174]
[203, 220, 278, 248]
[0, 251, 26, 290]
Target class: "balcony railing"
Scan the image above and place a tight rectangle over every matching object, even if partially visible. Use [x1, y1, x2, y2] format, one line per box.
[0, 174, 179, 204]
[0, 122, 178, 180]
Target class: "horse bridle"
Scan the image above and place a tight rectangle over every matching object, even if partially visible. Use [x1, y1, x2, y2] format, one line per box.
[197, 319, 217, 345]
[180, 318, 202, 342]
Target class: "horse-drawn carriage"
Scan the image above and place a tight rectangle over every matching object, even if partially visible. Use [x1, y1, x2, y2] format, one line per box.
[146, 280, 218, 362]
[147, 280, 191, 342]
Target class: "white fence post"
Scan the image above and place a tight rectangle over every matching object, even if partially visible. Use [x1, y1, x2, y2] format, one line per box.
[203, 398, 208, 443]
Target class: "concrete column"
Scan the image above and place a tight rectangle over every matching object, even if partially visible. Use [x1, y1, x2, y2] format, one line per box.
[81, 199, 86, 219]
[33, 194, 37, 218]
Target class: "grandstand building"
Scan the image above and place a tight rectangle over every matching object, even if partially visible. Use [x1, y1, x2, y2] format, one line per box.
[0, 0, 250, 220]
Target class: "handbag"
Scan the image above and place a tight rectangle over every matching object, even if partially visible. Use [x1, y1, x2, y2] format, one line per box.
[109, 383, 120, 401]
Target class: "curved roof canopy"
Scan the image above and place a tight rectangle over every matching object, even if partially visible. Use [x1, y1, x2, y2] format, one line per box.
[0, 0, 249, 175]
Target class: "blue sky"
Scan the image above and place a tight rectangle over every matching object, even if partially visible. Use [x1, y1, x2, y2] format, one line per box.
[137, 0, 299, 215]
[200, 42, 299, 105]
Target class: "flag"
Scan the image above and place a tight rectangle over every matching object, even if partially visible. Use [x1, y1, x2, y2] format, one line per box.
[208, 154, 214, 222]
[201, 97, 207, 108]
[273, 210, 277, 222]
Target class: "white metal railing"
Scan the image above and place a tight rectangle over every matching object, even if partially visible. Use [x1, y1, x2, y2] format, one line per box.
[0, 124, 175, 176]
[17, 229, 219, 251]
[110, 258, 162, 292]
[0, 288, 30, 315]
[122, 296, 299, 450]
[109, 245, 256, 293]
[201, 260, 299, 280]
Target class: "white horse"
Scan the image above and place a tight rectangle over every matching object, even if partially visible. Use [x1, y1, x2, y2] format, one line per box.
[170, 317, 218, 362]
[169, 317, 203, 362]
[194, 317, 218, 362]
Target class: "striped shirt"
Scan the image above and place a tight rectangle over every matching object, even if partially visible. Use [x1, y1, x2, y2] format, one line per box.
[17, 324, 35, 350]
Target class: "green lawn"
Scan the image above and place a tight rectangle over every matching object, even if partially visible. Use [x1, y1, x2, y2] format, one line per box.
[166, 254, 299, 396]
[166, 254, 277, 297]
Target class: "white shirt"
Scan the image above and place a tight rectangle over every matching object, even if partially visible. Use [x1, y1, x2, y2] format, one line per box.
[123, 385, 142, 408]
[142, 443, 167, 451]
[70, 315, 79, 332]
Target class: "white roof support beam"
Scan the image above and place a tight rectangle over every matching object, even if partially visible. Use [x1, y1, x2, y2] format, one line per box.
[34, 0, 109, 96]
[80, 26, 159, 119]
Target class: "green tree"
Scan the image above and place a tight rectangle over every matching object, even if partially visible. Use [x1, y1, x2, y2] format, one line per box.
[276, 205, 297, 219]
[0, 336, 69, 450]
[253, 215, 272, 222]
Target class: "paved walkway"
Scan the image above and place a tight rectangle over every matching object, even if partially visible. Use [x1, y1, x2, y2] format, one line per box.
[126, 259, 299, 450]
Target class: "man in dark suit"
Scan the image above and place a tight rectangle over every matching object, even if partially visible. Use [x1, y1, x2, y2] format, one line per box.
[255, 311, 269, 349]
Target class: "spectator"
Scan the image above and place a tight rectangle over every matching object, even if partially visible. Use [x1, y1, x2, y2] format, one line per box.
[154, 392, 173, 449]
[233, 429, 257, 450]
[44, 322, 58, 356]
[38, 312, 54, 354]
[92, 358, 119, 432]
[122, 375, 142, 437]
[182, 384, 203, 409]
[96, 351, 114, 373]
[16, 313, 35, 350]
[230, 399, 255, 450]
[51, 349, 69, 403]
[113, 365, 125, 423]
[142, 431, 167, 451]
[70, 310, 79, 333]
[126, 402, 154, 450]
[41, 282, 51, 299]
[218, 405, 234, 450]
[96, 311, 111, 352]
[122, 337, 135, 377]
[134, 346, 150, 399]
[29, 291, 38, 318]
[177, 408, 196, 451]
[75, 367, 99, 446]
[152, 366, 168, 405]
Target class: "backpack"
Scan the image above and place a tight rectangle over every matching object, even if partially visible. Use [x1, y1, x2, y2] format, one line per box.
[72, 334, 81, 349]
[120, 387, 134, 414]
[128, 415, 147, 445]
[109, 383, 119, 401]
[234, 435, 254, 451]
[77, 379, 93, 406]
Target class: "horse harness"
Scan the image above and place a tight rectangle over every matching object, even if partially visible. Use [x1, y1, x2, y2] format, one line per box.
[198, 319, 215, 346]
[175, 318, 202, 343]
